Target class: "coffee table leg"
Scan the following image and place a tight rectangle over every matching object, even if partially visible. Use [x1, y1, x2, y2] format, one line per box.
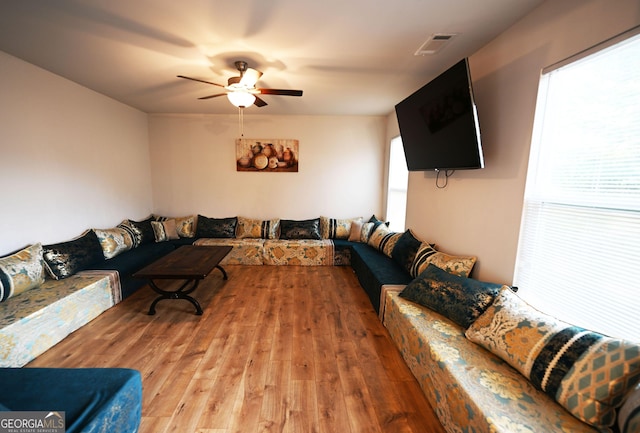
[147, 279, 203, 315]
[216, 265, 228, 280]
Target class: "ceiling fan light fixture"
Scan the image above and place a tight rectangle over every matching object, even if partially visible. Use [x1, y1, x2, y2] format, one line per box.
[227, 91, 256, 108]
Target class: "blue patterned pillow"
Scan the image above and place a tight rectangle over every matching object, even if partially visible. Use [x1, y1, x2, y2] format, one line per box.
[279, 218, 322, 240]
[196, 215, 237, 238]
[42, 230, 105, 279]
[0, 243, 45, 302]
[466, 287, 640, 429]
[400, 263, 503, 328]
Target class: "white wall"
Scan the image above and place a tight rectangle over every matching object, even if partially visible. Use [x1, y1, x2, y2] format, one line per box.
[148, 114, 386, 220]
[0, 52, 153, 256]
[401, 0, 640, 284]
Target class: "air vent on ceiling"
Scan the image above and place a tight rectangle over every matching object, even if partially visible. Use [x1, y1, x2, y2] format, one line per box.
[414, 33, 458, 55]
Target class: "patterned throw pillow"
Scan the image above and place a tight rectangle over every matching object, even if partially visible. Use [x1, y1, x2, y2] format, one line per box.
[367, 224, 402, 257]
[0, 243, 45, 302]
[359, 222, 375, 243]
[196, 215, 238, 238]
[391, 229, 423, 274]
[123, 217, 155, 245]
[465, 287, 640, 429]
[151, 220, 179, 242]
[93, 227, 134, 259]
[236, 216, 280, 239]
[320, 216, 362, 239]
[279, 218, 322, 240]
[400, 264, 504, 328]
[156, 215, 195, 238]
[42, 230, 105, 280]
[410, 242, 476, 278]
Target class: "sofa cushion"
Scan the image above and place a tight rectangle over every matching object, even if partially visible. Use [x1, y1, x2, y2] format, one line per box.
[279, 218, 321, 240]
[196, 215, 237, 238]
[368, 214, 389, 231]
[367, 224, 402, 257]
[156, 215, 195, 238]
[410, 242, 476, 278]
[391, 229, 423, 274]
[466, 287, 640, 429]
[0, 243, 45, 302]
[121, 217, 155, 246]
[400, 264, 503, 328]
[94, 227, 134, 259]
[43, 231, 104, 280]
[320, 216, 361, 239]
[236, 216, 279, 239]
[151, 220, 179, 242]
[349, 221, 375, 243]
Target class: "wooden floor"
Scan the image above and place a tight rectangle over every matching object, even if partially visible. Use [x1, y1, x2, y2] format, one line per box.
[29, 265, 445, 433]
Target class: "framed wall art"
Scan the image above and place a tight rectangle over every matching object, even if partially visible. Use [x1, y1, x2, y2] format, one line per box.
[236, 138, 299, 172]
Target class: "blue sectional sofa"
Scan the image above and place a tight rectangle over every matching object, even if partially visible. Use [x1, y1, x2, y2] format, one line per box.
[3, 213, 637, 432]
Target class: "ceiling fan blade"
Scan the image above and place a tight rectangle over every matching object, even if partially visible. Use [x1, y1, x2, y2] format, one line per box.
[177, 75, 225, 87]
[240, 68, 263, 87]
[254, 96, 268, 107]
[258, 88, 303, 97]
[198, 93, 227, 100]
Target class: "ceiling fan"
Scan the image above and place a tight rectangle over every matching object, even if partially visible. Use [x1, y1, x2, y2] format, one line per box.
[178, 61, 303, 108]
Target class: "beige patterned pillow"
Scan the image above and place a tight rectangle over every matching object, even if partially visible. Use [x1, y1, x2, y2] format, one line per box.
[349, 219, 363, 242]
[320, 216, 362, 239]
[367, 224, 402, 257]
[359, 222, 375, 243]
[94, 227, 134, 259]
[236, 217, 280, 239]
[0, 243, 45, 302]
[410, 242, 476, 278]
[151, 220, 180, 242]
[466, 287, 640, 429]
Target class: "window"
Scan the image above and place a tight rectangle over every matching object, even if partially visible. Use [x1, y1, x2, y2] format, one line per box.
[514, 27, 640, 342]
[385, 136, 408, 232]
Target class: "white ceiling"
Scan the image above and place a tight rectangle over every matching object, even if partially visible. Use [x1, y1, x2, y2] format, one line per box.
[0, 0, 544, 116]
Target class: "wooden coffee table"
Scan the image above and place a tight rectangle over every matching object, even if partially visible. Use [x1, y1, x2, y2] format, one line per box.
[133, 245, 232, 315]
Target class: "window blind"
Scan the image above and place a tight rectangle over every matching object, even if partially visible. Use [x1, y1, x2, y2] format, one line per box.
[514, 27, 640, 342]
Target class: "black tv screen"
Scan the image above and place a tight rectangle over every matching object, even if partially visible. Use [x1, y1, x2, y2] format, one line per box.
[395, 58, 484, 171]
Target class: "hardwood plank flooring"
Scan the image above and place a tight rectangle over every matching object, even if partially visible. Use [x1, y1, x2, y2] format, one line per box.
[28, 265, 445, 433]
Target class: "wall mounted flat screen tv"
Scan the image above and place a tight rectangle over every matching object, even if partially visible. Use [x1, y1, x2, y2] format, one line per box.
[395, 58, 484, 171]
